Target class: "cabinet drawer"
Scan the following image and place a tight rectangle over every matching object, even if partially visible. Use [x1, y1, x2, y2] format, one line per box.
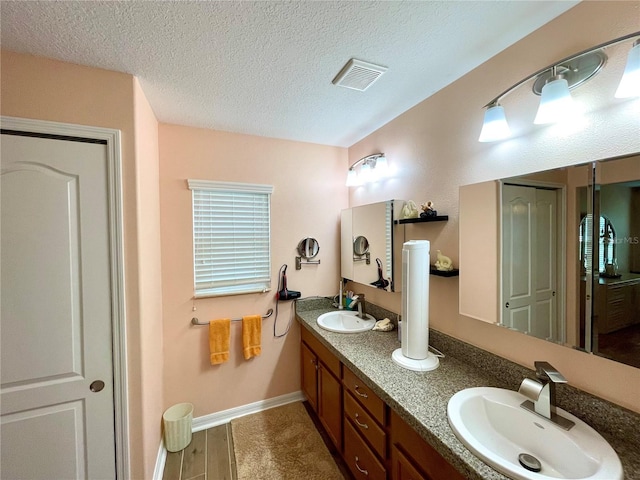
[344, 418, 386, 480]
[344, 390, 386, 459]
[301, 327, 341, 377]
[343, 366, 386, 424]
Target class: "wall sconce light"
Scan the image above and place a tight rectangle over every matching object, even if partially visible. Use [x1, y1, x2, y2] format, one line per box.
[479, 31, 640, 142]
[346, 153, 388, 186]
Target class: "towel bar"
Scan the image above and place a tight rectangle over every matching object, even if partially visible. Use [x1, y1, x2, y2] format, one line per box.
[191, 309, 274, 326]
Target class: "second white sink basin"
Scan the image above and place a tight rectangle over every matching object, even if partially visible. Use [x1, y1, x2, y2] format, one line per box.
[317, 310, 376, 333]
[447, 387, 623, 480]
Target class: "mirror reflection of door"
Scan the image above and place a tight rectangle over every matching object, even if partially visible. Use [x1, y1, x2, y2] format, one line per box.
[501, 183, 564, 342]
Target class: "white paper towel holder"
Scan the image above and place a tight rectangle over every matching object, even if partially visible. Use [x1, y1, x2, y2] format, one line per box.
[392, 240, 439, 372]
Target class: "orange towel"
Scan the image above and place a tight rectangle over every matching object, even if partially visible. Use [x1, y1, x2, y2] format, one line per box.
[242, 315, 262, 360]
[209, 318, 231, 365]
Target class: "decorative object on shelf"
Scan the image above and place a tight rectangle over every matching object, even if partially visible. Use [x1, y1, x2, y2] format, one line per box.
[478, 31, 640, 142]
[420, 201, 437, 218]
[346, 153, 389, 186]
[435, 250, 454, 271]
[372, 318, 395, 332]
[602, 259, 621, 278]
[400, 200, 420, 219]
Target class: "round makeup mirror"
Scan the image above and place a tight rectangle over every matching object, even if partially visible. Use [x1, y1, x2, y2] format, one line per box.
[353, 236, 370, 256]
[297, 237, 320, 259]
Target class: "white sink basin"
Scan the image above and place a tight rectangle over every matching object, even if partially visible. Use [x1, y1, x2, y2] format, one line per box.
[447, 387, 623, 480]
[317, 310, 376, 333]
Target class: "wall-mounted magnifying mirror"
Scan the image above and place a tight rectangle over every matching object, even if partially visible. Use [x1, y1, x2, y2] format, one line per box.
[353, 235, 370, 257]
[297, 237, 320, 259]
[295, 237, 321, 269]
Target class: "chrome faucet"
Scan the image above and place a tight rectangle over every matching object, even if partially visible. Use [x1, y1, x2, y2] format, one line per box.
[518, 361, 575, 430]
[353, 293, 367, 319]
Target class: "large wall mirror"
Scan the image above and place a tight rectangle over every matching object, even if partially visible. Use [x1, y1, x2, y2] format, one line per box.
[460, 154, 640, 369]
[341, 200, 405, 291]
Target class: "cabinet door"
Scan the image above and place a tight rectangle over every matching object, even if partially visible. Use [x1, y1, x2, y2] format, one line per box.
[301, 342, 318, 411]
[392, 445, 427, 480]
[390, 410, 464, 480]
[318, 363, 342, 451]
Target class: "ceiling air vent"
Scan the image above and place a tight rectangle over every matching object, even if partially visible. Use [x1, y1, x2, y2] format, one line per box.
[332, 59, 387, 91]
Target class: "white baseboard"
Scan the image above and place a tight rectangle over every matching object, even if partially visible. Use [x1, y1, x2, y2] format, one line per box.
[152, 441, 167, 480]
[153, 391, 306, 479]
[192, 390, 305, 431]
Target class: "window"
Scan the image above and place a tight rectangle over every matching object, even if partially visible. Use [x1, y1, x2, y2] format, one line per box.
[579, 214, 616, 273]
[188, 180, 273, 297]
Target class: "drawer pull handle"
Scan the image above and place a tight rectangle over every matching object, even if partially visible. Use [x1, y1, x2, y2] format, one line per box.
[354, 413, 369, 429]
[354, 456, 369, 476]
[354, 385, 368, 398]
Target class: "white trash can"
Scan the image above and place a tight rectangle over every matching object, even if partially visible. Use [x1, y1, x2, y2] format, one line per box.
[163, 403, 193, 452]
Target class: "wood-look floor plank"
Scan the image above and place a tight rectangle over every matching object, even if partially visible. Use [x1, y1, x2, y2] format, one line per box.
[163, 450, 183, 480]
[182, 430, 207, 480]
[206, 424, 234, 480]
[227, 423, 237, 479]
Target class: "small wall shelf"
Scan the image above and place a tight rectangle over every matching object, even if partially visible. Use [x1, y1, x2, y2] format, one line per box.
[430, 267, 459, 277]
[395, 215, 449, 224]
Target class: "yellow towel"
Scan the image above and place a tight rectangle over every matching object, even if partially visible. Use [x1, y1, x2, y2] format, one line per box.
[242, 315, 262, 360]
[209, 318, 231, 365]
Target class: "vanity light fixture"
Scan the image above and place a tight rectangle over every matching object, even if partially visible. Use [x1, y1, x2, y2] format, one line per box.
[479, 31, 640, 142]
[346, 153, 388, 186]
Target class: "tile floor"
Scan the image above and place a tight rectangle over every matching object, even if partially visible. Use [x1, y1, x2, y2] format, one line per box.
[163, 424, 236, 480]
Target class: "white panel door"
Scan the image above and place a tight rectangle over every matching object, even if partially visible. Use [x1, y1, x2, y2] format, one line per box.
[1, 133, 116, 479]
[534, 189, 558, 340]
[502, 185, 536, 332]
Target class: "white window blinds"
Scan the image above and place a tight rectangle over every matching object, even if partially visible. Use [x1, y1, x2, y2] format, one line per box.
[188, 180, 273, 297]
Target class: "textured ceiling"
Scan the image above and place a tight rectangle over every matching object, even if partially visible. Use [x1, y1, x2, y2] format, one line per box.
[0, 1, 578, 147]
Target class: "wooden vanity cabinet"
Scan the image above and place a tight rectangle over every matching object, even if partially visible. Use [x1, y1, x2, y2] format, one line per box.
[595, 278, 640, 334]
[300, 328, 342, 451]
[300, 327, 465, 480]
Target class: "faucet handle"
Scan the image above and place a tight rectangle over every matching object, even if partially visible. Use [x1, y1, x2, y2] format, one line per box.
[534, 361, 567, 384]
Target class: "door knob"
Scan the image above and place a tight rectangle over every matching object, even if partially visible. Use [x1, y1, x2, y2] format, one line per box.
[90, 380, 105, 392]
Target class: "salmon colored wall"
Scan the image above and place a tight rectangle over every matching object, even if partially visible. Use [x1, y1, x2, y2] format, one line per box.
[133, 78, 164, 477]
[458, 180, 499, 323]
[1, 51, 161, 478]
[158, 124, 347, 416]
[347, 2, 640, 413]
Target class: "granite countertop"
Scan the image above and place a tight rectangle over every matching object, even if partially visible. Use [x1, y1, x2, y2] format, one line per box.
[295, 298, 640, 480]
